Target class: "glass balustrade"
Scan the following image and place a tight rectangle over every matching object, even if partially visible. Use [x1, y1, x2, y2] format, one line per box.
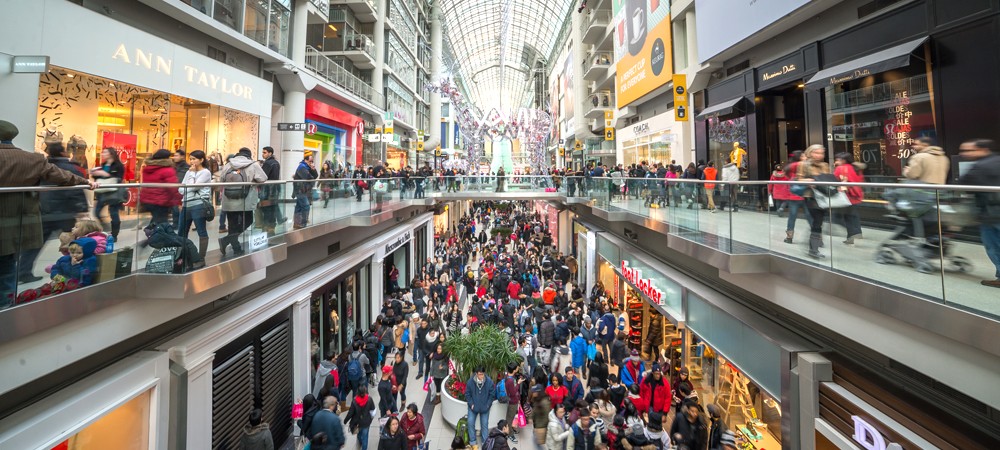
[4, 175, 999, 325]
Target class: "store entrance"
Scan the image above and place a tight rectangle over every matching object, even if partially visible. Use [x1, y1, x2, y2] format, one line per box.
[383, 243, 410, 295]
[757, 85, 806, 180]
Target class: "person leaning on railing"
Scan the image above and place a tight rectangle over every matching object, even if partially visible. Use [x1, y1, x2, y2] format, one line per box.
[0, 120, 97, 307]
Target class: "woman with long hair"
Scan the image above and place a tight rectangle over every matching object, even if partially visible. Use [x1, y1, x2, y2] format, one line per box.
[178, 150, 212, 261]
[429, 343, 449, 405]
[139, 149, 181, 226]
[320, 160, 335, 208]
[91, 148, 125, 240]
[377, 416, 406, 450]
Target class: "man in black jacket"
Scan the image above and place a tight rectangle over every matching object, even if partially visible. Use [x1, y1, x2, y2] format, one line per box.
[671, 399, 708, 450]
[259, 146, 281, 233]
[292, 151, 318, 229]
[958, 139, 1000, 287]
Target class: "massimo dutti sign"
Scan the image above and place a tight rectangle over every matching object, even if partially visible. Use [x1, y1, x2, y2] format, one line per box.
[755, 46, 818, 91]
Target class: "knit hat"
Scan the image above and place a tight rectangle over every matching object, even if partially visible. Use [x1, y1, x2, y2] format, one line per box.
[630, 349, 639, 357]
[0, 120, 18, 141]
[651, 363, 662, 373]
[720, 430, 737, 447]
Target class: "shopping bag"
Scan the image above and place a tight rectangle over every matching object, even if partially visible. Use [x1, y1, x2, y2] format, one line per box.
[814, 190, 852, 209]
[586, 342, 597, 360]
[768, 194, 774, 208]
[423, 377, 432, 392]
[514, 404, 528, 428]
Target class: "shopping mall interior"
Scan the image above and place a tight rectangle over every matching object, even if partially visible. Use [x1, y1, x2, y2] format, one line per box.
[2, 0, 1000, 449]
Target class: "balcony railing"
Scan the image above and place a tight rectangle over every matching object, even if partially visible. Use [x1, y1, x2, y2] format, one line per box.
[308, 0, 330, 18]
[580, 9, 613, 34]
[305, 45, 385, 108]
[344, 32, 376, 58]
[589, 91, 614, 108]
[584, 52, 613, 73]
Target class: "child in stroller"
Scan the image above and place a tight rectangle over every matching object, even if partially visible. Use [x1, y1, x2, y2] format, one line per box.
[876, 185, 974, 273]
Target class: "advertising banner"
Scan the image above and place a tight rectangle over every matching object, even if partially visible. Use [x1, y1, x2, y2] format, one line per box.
[695, 0, 811, 64]
[613, 0, 672, 108]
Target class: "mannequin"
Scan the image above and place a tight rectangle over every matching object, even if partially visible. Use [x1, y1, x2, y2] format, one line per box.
[42, 126, 63, 146]
[67, 135, 89, 170]
[730, 142, 747, 174]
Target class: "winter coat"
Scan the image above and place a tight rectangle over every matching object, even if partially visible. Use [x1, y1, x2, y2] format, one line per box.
[768, 171, 801, 201]
[701, 167, 717, 190]
[570, 335, 588, 368]
[310, 409, 346, 450]
[400, 412, 426, 449]
[795, 160, 830, 198]
[239, 422, 274, 450]
[958, 154, 1000, 224]
[532, 395, 552, 429]
[904, 146, 949, 184]
[394, 360, 409, 389]
[670, 413, 708, 450]
[140, 158, 181, 207]
[298, 404, 320, 438]
[597, 313, 616, 343]
[487, 427, 512, 450]
[465, 375, 496, 413]
[429, 352, 450, 379]
[546, 410, 573, 450]
[610, 340, 628, 367]
[638, 375, 672, 414]
[834, 162, 866, 205]
[80, 231, 108, 255]
[567, 420, 604, 450]
[721, 163, 739, 182]
[377, 429, 407, 450]
[312, 360, 339, 397]
[621, 358, 645, 387]
[565, 376, 585, 405]
[538, 320, 556, 347]
[344, 394, 375, 433]
[292, 160, 318, 196]
[587, 361, 609, 390]
[51, 237, 98, 286]
[219, 155, 268, 211]
[39, 157, 88, 221]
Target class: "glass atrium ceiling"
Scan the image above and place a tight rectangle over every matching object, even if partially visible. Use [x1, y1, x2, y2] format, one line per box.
[440, 0, 574, 113]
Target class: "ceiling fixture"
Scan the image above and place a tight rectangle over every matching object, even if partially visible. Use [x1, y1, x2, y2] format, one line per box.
[328, 24, 337, 31]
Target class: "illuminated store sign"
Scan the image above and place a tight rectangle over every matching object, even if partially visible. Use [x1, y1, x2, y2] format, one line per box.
[852, 416, 903, 450]
[621, 260, 662, 304]
[112, 44, 254, 100]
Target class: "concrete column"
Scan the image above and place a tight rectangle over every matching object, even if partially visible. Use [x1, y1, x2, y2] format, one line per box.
[280, 87, 307, 181]
[292, 295, 312, 400]
[683, 10, 700, 166]
[685, 10, 699, 70]
[797, 352, 833, 450]
[184, 354, 216, 450]
[372, 0, 388, 96]
[290, 0, 310, 66]
[572, 12, 589, 143]
[424, 2, 443, 150]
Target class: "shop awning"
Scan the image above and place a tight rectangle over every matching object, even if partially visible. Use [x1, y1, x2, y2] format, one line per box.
[806, 37, 928, 90]
[694, 97, 747, 121]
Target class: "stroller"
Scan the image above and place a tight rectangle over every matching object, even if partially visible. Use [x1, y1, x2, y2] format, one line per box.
[876, 185, 975, 274]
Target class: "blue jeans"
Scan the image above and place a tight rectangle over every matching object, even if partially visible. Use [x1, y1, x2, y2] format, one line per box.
[178, 202, 208, 240]
[357, 426, 370, 450]
[468, 408, 490, 445]
[294, 194, 311, 227]
[785, 200, 813, 232]
[980, 223, 1000, 279]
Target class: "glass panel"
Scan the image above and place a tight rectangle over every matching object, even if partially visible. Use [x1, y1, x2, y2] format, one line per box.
[58, 390, 152, 449]
[269, 1, 291, 56]
[213, 0, 244, 31]
[244, 0, 268, 46]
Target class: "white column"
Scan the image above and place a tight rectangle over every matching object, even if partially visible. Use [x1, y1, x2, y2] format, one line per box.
[185, 354, 216, 450]
[373, 0, 388, 96]
[292, 294, 312, 399]
[371, 258, 385, 312]
[281, 87, 307, 181]
[290, 0, 310, 66]
[424, 2, 443, 150]
[572, 12, 589, 146]
[685, 10, 698, 70]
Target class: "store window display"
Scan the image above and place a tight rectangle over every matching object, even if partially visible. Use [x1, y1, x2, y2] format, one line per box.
[825, 67, 935, 180]
[50, 390, 152, 450]
[708, 117, 748, 172]
[622, 131, 672, 166]
[310, 268, 367, 369]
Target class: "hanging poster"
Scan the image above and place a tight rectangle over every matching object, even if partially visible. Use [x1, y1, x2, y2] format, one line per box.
[614, 0, 673, 108]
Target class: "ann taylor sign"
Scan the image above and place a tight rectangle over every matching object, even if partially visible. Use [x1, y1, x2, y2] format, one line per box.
[112, 44, 255, 100]
[385, 231, 411, 255]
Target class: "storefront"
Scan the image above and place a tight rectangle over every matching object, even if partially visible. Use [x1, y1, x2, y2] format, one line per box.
[3, 0, 272, 171]
[305, 99, 366, 170]
[591, 231, 816, 449]
[533, 201, 561, 251]
[0, 352, 169, 450]
[616, 112, 676, 167]
[754, 45, 819, 176]
[380, 228, 413, 294]
[808, 355, 996, 450]
[310, 261, 371, 366]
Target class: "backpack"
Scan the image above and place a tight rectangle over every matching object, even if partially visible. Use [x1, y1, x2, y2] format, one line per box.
[223, 167, 251, 199]
[454, 416, 470, 446]
[482, 434, 498, 450]
[347, 355, 364, 382]
[496, 376, 509, 404]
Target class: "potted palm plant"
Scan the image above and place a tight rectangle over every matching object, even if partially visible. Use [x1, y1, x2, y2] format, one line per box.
[439, 325, 520, 427]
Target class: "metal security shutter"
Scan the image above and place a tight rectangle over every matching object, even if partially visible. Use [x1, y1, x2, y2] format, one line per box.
[212, 345, 255, 450]
[261, 322, 293, 443]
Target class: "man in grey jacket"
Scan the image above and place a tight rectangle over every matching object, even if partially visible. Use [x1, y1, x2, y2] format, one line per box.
[218, 147, 267, 256]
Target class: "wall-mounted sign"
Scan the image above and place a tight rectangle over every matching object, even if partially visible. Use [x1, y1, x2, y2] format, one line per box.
[385, 231, 411, 255]
[621, 260, 663, 304]
[852, 416, 903, 450]
[673, 74, 688, 122]
[277, 123, 308, 132]
[605, 128, 615, 141]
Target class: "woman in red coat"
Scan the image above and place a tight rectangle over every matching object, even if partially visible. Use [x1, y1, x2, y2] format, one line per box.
[399, 403, 426, 449]
[140, 149, 181, 225]
[833, 152, 866, 245]
[638, 364, 672, 415]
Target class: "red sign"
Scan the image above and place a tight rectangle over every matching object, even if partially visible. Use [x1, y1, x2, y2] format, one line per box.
[621, 260, 663, 304]
[100, 131, 138, 181]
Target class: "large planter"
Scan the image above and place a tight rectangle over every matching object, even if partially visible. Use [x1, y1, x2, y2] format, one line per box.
[440, 375, 508, 428]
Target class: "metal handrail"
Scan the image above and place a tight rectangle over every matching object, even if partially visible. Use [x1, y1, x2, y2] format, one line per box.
[6, 176, 1000, 193]
[304, 46, 385, 108]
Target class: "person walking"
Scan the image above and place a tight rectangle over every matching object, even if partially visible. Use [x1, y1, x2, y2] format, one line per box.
[500, 363, 523, 444]
[140, 149, 181, 226]
[377, 416, 406, 450]
[702, 161, 718, 212]
[545, 403, 572, 450]
[17, 142, 90, 283]
[310, 396, 346, 449]
[796, 144, 833, 259]
[239, 408, 274, 450]
[0, 121, 93, 305]
[833, 152, 865, 245]
[259, 146, 281, 233]
[218, 147, 267, 257]
[670, 400, 708, 450]
[957, 139, 1000, 287]
[171, 149, 190, 227]
[393, 351, 410, 409]
[429, 343, 450, 405]
[466, 366, 496, 447]
[719, 157, 740, 212]
[399, 403, 426, 450]
[177, 150, 212, 261]
[344, 385, 375, 450]
[91, 147, 126, 241]
[904, 137, 949, 184]
[638, 364, 671, 416]
[769, 162, 805, 243]
[377, 366, 397, 417]
[293, 151, 318, 229]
